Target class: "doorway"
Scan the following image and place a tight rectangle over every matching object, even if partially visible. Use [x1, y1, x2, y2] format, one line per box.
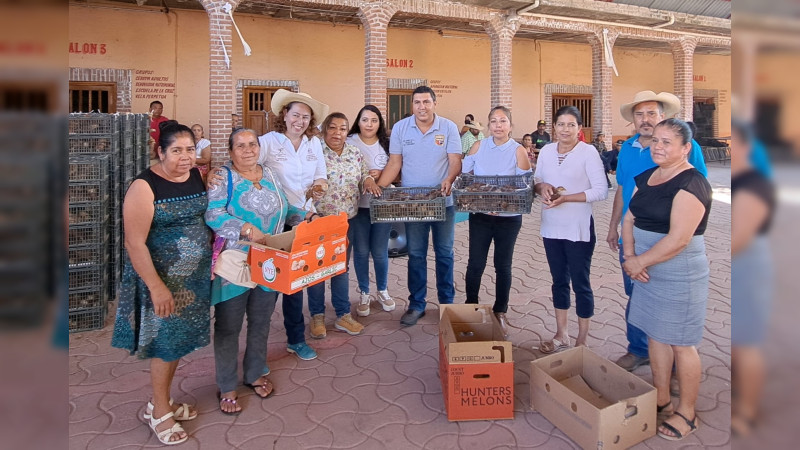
[552, 94, 593, 141]
[387, 90, 413, 130]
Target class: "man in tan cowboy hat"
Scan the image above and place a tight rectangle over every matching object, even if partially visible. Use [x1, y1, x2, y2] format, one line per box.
[607, 90, 708, 373]
[460, 121, 484, 156]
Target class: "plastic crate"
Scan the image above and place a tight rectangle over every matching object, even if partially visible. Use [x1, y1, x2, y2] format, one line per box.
[453, 173, 534, 214]
[68, 306, 108, 333]
[68, 181, 109, 204]
[69, 264, 108, 291]
[69, 288, 107, 310]
[68, 154, 110, 182]
[68, 135, 119, 154]
[369, 186, 446, 223]
[68, 222, 108, 246]
[68, 243, 108, 268]
[68, 113, 119, 135]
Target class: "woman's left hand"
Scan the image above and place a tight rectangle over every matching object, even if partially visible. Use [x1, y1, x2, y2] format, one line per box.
[363, 176, 381, 196]
[622, 255, 649, 282]
[543, 194, 566, 209]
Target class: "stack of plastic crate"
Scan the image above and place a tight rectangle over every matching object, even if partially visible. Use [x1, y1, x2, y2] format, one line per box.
[68, 114, 118, 332]
[135, 114, 151, 173]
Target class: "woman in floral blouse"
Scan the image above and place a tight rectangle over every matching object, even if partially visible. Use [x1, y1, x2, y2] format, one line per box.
[306, 112, 381, 338]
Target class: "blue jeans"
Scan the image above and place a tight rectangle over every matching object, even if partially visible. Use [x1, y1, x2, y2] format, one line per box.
[405, 206, 456, 312]
[542, 217, 596, 319]
[350, 208, 391, 293]
[465, 213, 522, 313]
[282, 290, 306, 346]
[619, 246, 648, 357]
[307, 228, 352, 318]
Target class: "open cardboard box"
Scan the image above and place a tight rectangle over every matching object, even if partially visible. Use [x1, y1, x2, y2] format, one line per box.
[439, 304, 514, 421]
[248, 212, 348, 294]
[530, 346, 656, 449]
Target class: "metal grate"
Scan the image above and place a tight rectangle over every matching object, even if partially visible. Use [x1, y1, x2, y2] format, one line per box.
[68, 113, 119, 134]
[453, 173, 534, 214]
[68, 223, 108, 246]
[68, 203, 108, 226]
[68, 135, 119, 154]
[68, 307, 107, 333]
[69, 155, 110, 182]
[68, 264, 107, 292]
[69, 288, 107, 310]
[68, 182, 108, 204]
[369, 186, 446, 223]
[68, 244, 108, 268]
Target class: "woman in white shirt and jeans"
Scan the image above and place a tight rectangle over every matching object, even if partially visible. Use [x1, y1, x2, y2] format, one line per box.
[533, 105, 608, 354]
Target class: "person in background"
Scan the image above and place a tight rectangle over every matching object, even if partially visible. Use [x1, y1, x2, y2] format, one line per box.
[346, 105, 397, 317]
[148, 100, 169, 160]
[112, 121, 211, 445]
[622, 119, 712, 441]
[460, 121, 484, 157]
[607, 91, 708, 373]
[591, 132, 607, 154]
[205, 128, 312, 415]
[376, 86, 462, 327]
[191, 124, 211, 179]
[306, 112, 381, 338]
[462, 106, 531, 338]
[231, 113, 241, 131]
[730, 120, 775, 437]
[460, 113, 475, 136]
[522, 133, 536, 167]
[533, 105, 608, 354]
[529, 119, 551, 153]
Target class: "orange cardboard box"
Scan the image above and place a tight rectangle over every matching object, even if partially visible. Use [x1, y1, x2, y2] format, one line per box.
[438, 304, 514, 422]
[530, 346, 657, 449]
[248, 212, 348, 295]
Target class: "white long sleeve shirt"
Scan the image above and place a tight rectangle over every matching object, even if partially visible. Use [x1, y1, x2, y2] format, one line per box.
[533, 141, 608, 242]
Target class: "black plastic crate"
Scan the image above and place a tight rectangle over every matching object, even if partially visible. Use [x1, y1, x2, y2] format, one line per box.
[68, 243, 108, 268]
[68, 135, 119, 154]
[68, 222, 108, 246]
[69, 203, 108, 226]
[69, 264, 108, 291]
[68, 113, 119, 135]
[453, 173, 534, 214]
[68, 182, 109, 204]
[369, 186, 446, 223]
[68, 306, 108, 333]
[69, 288, 107, 310]
[69, 154, 110, 182]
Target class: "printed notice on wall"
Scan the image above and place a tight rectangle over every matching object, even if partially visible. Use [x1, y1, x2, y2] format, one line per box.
[134, 70, 174, 100]
[429, 80, 459, 98]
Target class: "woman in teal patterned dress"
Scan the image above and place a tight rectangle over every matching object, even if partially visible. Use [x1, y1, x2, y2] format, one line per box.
[112, 121, 212, 446]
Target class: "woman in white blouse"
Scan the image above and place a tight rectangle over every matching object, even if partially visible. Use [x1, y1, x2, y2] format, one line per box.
[533, 105, 608, 354]
[191, 124, 211, 178]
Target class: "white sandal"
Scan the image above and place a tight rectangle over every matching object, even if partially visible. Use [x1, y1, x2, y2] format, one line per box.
[144, 399, 197, 421]
[148, 411, 188, 446]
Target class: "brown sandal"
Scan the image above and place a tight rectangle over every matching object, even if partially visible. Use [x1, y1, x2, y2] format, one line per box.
[658, 411, 699, 441]
[245, 376, 274, 399]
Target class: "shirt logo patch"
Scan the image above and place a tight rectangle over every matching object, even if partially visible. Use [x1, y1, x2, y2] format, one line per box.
[434, 135, 445, 146]
[374, 153, 389, 167]
[306, 150, 317, 161]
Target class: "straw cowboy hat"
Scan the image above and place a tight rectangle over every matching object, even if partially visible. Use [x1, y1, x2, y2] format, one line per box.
[620, 91, 680, 123]
[270, 89, 330, 121]
[464, 121, 483, 131]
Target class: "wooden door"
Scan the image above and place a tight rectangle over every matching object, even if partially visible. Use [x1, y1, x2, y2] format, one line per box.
[243, 87, 270, 135]
[387, 90, 413, 131]
[68, 82, 116, 113]
[552, 94, 593, 141]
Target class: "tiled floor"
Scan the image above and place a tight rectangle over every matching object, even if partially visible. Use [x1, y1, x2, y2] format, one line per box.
[69, 165, 731, 449]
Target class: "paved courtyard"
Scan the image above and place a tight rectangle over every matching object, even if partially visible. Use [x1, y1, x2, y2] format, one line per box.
[69, 164, 731, 449]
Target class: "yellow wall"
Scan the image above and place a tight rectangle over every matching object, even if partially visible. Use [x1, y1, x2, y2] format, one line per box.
[68, 4, 730, 141]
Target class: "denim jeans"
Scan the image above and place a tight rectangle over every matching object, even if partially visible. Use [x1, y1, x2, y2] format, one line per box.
[214, 288, 278, 393]
[619, 245, 649, 357]
[405, 206, 456, 312]
[307, 229, 352, 318]
[542, 218, 596, 319]
[282, 290, 306, 346]
[464, 213, 522, 313]
[350, 208, 391, 293]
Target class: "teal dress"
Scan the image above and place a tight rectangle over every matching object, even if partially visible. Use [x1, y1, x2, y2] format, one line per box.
[111, 168, 212, 361]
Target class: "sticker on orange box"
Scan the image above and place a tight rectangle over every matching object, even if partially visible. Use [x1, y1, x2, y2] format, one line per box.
[290, 262, 347, 291]
[261, 258, 276, 283]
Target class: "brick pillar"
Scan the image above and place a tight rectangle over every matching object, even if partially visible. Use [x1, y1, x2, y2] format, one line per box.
[671, 37, 697, 121]
[733, 38, 757, 122]
[358, 1, 398, 119]
[485, 15, 518, 109]
[201, 0, 242, 167]
[588, 29, 618, 148]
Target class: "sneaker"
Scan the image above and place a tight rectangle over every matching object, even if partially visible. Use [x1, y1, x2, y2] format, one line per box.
[615, 352, 650, 371]
[310, 314, 326, 339]
[334, 313, 364, 335]
[356, 292, 372, 317]
[376, 290, 396, 312]
[287, 342, 318, 361]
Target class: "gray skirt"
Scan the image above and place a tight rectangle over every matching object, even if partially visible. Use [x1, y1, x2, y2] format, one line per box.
[628, 227, 709, 346]
[732, 236, 772, 345]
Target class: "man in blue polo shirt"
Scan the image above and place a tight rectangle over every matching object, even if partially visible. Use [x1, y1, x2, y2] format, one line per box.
[607, 90, 708, 372]
[376, 86, 462, 326]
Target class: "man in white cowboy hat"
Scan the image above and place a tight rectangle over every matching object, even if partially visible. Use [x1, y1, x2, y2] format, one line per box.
[607, 90, 708, 372]
[460, 120, 484, 156]
[376, 86, 462, 327]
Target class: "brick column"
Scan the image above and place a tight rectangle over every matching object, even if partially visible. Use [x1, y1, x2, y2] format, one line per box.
[733, 38, 757, 122]
[484, 15, 518, 109]
[671, 37, 697, 121]
[201, 0, 242, 167]
[588, 29, 618, 148]
[358, 1, 398, 119]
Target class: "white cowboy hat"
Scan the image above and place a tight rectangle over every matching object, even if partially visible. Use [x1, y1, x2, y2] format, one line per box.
[620, 91, 681, 122]
[464, 121, 483, 131]
[270, 89, 330, 122]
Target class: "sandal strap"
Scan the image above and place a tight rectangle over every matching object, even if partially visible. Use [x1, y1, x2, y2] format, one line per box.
[156, 422, 186, 443]
[657, 402, 673, 413]
[220, 397, 238, 405]
[149, 411, 175, 427]
[660, 420, 684, 439]
[673, 411, 697, 430]
[173, 403, 195, 420]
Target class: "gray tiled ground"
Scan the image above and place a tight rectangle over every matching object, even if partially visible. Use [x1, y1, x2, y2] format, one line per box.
[69, 165, 731, 449]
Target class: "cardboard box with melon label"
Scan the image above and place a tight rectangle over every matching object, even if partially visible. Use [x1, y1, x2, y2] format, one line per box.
[248, 212, 348, 295]
[439, 304, 514, 421]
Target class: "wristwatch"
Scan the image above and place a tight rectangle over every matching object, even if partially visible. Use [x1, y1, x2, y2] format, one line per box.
[244, 225, 252, 239]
